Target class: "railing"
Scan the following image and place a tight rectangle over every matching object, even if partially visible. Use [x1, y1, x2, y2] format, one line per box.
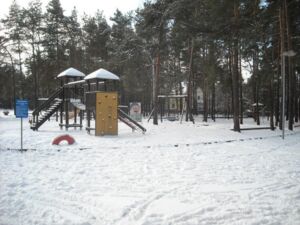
[68, 87, 84, 102]
[32, 87, 63, 125]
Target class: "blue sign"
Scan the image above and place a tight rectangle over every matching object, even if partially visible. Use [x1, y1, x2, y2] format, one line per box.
[16, 100, 28, 118]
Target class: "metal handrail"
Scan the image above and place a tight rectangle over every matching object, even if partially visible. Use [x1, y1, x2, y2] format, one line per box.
[32, 87, 63, 116]
[118, 109, 146, 132]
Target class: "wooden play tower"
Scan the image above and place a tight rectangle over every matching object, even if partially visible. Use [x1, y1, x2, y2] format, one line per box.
[31, 68, 85, 131]
[30, 67, 146, 135]
[84, 68, 120, 136]
[57, 68, 86, 130]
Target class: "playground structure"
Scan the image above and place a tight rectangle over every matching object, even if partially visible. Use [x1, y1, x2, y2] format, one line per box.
[148, 94, 194, 123]
[30, 68, 146, 135]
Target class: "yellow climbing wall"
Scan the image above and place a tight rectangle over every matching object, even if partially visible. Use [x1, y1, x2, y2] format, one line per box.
[95, 92, 118, 136]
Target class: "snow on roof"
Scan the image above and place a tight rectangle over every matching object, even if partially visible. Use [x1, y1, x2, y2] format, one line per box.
[252, 103, 264, 106]
[84, 68, 120, 81]
[57, 68, 86, 78]
[158, 95, 188, 98]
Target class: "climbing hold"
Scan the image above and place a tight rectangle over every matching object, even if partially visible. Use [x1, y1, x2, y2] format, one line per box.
[52, 134, 75, 145]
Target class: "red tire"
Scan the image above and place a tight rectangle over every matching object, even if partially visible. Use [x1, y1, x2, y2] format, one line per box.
[52, 134, 75, 145]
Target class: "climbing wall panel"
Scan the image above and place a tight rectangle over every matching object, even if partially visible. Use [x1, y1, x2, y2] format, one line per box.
[95, 92, 118, 136]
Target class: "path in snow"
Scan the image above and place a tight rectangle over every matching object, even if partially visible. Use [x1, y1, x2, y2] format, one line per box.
[1, 114, 300, 225]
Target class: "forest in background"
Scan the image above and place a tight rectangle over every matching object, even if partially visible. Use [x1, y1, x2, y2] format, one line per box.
[0, 0, 299, 131]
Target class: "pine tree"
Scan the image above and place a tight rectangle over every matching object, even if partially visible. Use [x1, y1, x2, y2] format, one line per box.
[42, 0, 67, 94]
[82, 11, 110, 72]
[2, 0, 26, 98]
[65, 7, 83, 69]
[23, 0, 43, 108]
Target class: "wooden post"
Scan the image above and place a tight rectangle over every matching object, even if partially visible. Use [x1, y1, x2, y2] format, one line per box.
[160, 98, 163, 123]
[87, 109, 90, 133]
[87, 81, 91, 133]
[65, 88, 69, 130]
[80, 110, 83, 130]
[74, 107, 77, 128]
[60, 87, 64, 129]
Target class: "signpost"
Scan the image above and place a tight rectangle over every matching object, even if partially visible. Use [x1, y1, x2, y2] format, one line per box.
[16, 100, 28, 151]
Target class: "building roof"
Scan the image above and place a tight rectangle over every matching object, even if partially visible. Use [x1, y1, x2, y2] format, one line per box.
[57, 68, 86, 78]
[84, 68, 120, 81]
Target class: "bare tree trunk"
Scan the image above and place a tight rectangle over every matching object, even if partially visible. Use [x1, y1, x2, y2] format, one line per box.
[270, 73, 275, 130]
[186, 38, 194, 122]
[229, 48, 234, 119]
[227, 94, 231, 119]
[211, 82, 216, 122]
[232, 0, 240, 132]
[153, 56, 159, 125]
[275, 41, 280, 127]
[179, 81, 183, 112]
[31, 39, 38, 109]
[203, 78, 208, 122]
[232, 45, 240, 131]
[17, 39, 23, 98]
[12, 68, 16, 114]
[193, 83, 198, 116]
[268, 35, 276, 130]
[279, 6, 285, 130]
[239, 50, 243, 124]
[295, 74, 299, 123]
[3, 47, 17, 114]
[284, 0, 295, 130]
[253, 48, 260, 125]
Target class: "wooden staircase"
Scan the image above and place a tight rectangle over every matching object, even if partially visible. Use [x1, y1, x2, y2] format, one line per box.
[31, 88, 63, 131]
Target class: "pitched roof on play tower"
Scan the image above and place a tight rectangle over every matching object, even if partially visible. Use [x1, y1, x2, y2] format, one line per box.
[84, 68, 120, 81]
[57, 67, 86, 78]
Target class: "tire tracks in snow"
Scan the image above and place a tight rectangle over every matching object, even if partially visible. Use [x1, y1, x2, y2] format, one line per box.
[26, 193, 106, 225]
[114, 189, 176, 225]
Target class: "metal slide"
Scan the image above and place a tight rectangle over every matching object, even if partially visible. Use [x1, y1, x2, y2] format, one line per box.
[118, 109, 147, 133]
[70, 99, 86, 110]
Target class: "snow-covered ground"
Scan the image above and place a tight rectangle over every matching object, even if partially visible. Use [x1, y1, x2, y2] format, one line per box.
[1, 110, 300, 225]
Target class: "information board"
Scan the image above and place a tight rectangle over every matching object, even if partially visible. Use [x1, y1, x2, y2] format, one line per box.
[16, 100, 28, 118]
[129, 102, 142, 122]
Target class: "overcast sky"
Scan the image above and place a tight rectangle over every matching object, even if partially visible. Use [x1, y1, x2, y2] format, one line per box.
[1, 0, 145, 22]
